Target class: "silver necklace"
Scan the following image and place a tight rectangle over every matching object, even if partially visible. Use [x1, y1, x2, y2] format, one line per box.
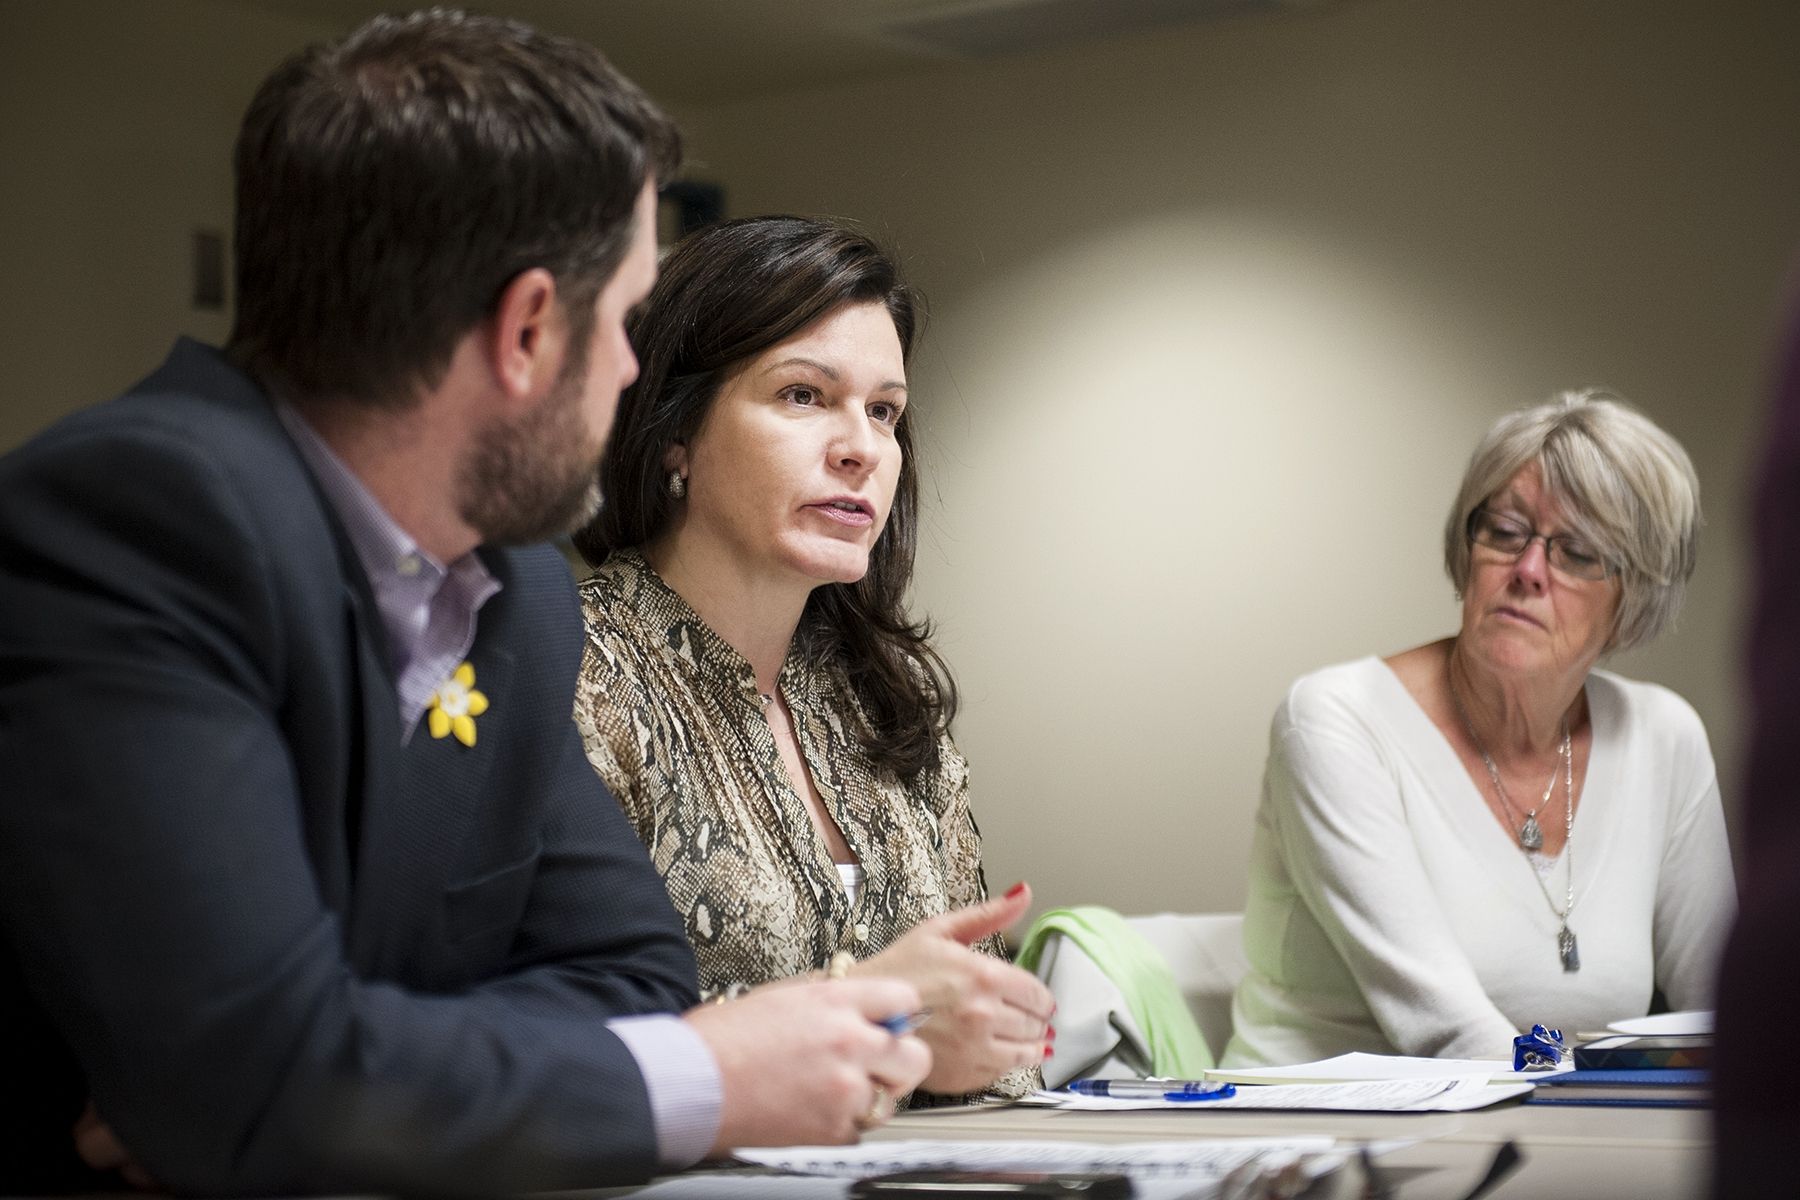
[1449, 676, 1582, 972]
[1448, 682, 1567, 851]
[1535, 738, 1579, 972]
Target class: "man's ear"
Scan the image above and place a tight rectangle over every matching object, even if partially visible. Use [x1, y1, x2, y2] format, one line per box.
[486, 267, 564, 405]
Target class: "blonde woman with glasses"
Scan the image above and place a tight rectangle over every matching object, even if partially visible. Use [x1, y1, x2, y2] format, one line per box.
[1224, 390, 1735, 1068]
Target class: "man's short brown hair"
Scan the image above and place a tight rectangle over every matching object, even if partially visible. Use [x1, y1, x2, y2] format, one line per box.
[227, 9, 680, 407]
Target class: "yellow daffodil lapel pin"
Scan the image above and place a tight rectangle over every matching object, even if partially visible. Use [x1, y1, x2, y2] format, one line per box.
[427, 661, 488, 747]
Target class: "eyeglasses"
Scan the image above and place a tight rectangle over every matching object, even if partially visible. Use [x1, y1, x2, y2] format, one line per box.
[1467, 508, 1616, 581]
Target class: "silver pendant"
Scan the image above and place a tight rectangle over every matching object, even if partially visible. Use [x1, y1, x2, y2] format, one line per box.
[1519, 815, 1544, 851]
[1558, 925, 1580, 973]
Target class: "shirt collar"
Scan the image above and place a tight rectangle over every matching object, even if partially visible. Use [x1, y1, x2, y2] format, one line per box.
[276, 400, 500, 639]
[276, 403, 452, 582]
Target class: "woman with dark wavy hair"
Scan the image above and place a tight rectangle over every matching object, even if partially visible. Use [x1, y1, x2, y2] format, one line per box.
[572, 215, 1050, 1105]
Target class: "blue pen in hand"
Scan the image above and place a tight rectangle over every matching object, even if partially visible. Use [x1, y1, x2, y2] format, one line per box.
[1066, 1078, 1236, 1101]
[877, 1009, 933, 1036]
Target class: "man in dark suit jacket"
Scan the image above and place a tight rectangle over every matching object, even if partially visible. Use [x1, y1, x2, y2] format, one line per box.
[0, 11, 926, 1195]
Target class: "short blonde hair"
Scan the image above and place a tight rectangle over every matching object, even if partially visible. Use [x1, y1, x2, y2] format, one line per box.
[1443, 389, 1701, 654]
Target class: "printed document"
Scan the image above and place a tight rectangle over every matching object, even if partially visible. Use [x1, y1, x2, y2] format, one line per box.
[738, 1135, 1338, 1180]
[1027, 1075, 1529, 1112]
[1205, 1050, 1569, 1086]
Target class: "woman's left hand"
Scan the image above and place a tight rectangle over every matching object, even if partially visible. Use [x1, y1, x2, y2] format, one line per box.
[850, 882, 1055, 1095]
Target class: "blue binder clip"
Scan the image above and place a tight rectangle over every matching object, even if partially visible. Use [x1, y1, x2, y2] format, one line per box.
[1512, 1023, 1565, 1071]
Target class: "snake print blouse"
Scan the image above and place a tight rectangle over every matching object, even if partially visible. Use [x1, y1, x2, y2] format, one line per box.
[574, 550, 1032, 1101]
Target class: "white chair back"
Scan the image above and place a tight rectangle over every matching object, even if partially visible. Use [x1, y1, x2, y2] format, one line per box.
[1125, 912, 1248, 1064]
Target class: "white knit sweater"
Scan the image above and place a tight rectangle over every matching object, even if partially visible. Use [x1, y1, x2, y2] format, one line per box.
[1223, 657, 1735, 1068]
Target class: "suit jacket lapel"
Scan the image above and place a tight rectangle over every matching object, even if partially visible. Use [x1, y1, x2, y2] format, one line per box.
[255, 389, 387, 934]
[337, 550, 405, 967]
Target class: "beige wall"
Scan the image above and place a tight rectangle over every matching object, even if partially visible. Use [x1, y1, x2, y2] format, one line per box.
[0, 0, 328, 449]
[681, 0, 1800, 916]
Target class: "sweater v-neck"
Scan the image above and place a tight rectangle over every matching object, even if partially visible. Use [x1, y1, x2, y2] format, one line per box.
[1365, 655, 1617, 910]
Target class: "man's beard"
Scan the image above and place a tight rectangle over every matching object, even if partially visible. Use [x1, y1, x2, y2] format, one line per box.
[457, 353, 605, 546]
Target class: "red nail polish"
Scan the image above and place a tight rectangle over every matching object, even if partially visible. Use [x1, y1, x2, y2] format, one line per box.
[1047, 1025, 1056, 1040]
[1004, 882, 1026, 899]
[1044, 1045, 1055, 1058]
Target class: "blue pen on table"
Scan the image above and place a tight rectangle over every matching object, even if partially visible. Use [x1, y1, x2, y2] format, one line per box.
[1066, 1078, 1237, 1101]
[877, 1009, 933, 1036]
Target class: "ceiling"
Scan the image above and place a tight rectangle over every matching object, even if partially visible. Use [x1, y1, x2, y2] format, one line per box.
[216, 0, 1338, 107]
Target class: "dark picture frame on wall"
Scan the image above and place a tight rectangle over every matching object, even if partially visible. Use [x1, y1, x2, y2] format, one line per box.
[658, 181, 725, 245]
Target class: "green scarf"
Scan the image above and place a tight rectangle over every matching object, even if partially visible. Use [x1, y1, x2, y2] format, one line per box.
[1016, 905, 1215, 1074]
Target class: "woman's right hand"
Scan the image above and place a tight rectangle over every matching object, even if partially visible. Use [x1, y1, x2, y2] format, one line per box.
[850, 882, 1055, 1095]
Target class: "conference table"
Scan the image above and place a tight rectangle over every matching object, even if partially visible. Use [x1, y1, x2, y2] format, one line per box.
[597, 1087, 1709, 1198]
[856, 1096, 1711, 1198]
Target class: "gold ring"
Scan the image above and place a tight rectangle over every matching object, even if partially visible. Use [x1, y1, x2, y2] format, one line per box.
[855, 1085, 889, 1132]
